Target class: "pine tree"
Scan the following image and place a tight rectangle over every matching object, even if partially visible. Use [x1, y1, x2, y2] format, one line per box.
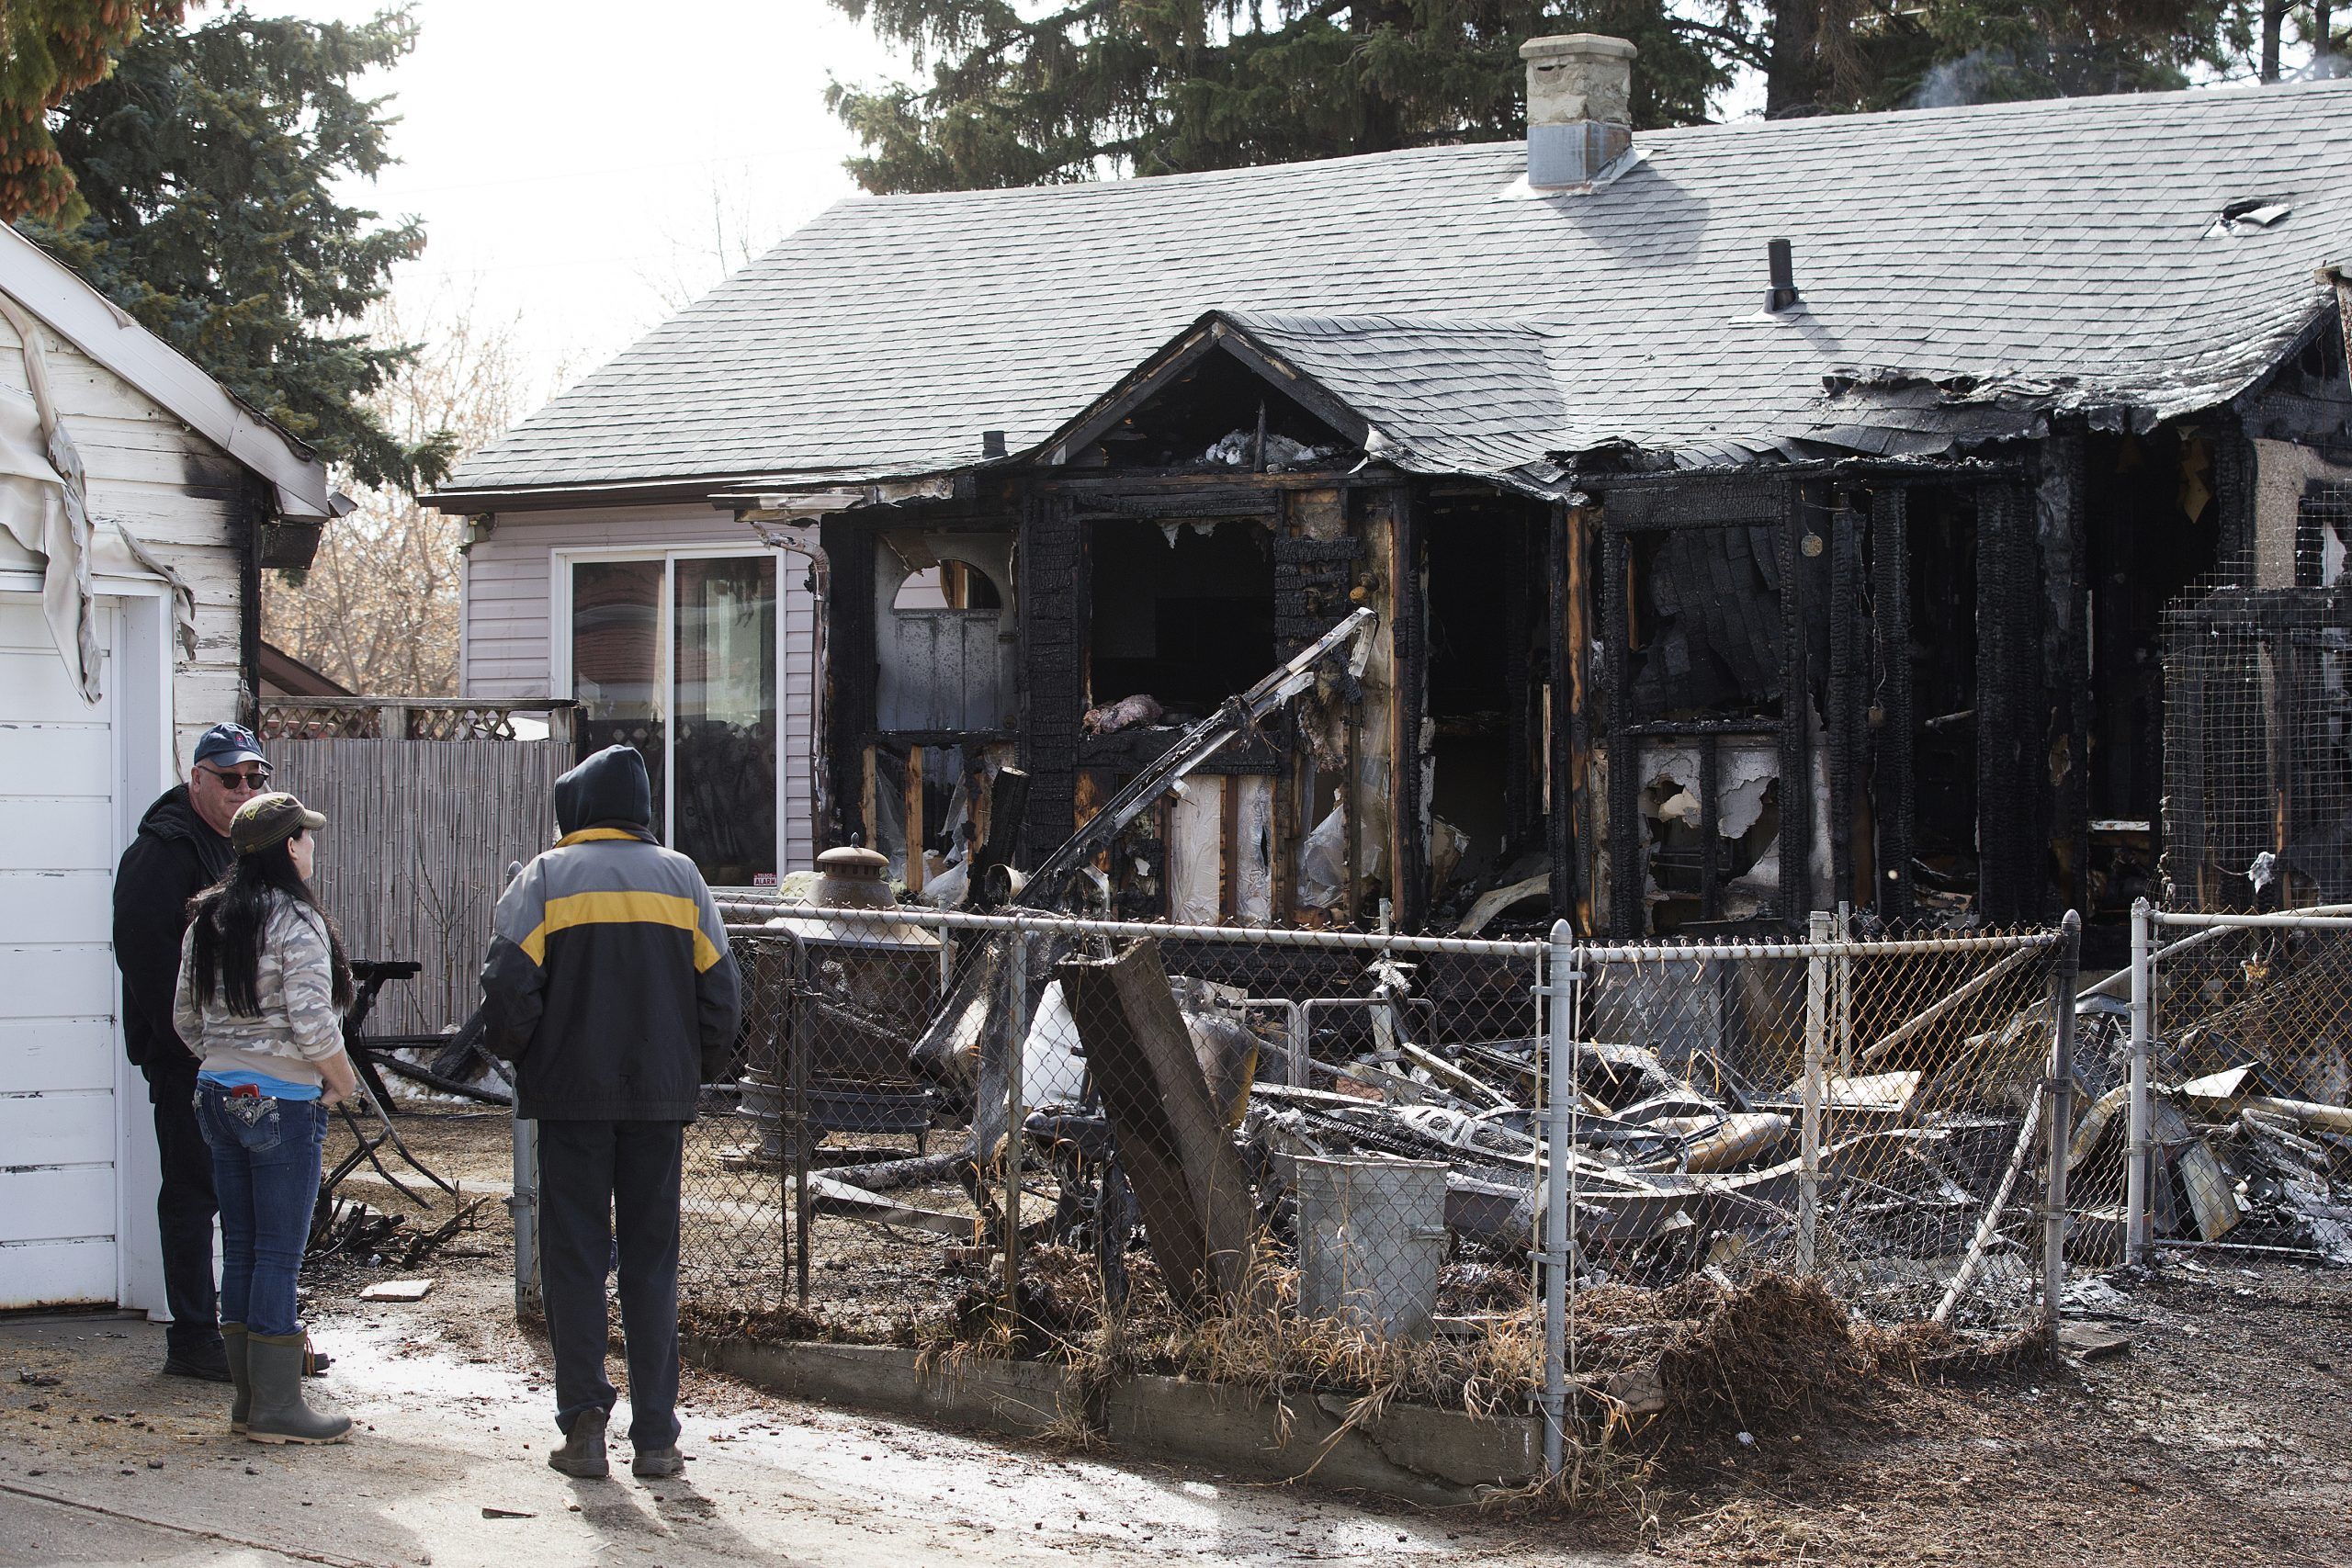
[830, 0, 2286, 196]
[825, 0, 1747, 192]
[17, 6, 447, 489]
[0, 1, 184, 222]
[1765, 0, 2251, 116]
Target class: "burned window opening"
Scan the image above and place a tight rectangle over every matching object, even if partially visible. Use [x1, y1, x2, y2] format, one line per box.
[1424, 497, 1547, 919]
[892, 559, 1002, 609]
[1087, 517, 1277, 721]
[2080, 426, 2222, 926]
[1905, 489, 1980, 912]
[1597, 481, 1809, 938]
[1625, 525, 1785, 724]
[875, 536, 1019, 737]
[1638, 743, 1783, 931]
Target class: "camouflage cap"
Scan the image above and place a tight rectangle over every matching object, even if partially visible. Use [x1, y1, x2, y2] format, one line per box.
[231, 791, 326, 856]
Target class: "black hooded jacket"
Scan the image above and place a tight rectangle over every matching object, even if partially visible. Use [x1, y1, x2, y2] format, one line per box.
[479, 746, 742, 1120]
[113, 786, 234, 1073]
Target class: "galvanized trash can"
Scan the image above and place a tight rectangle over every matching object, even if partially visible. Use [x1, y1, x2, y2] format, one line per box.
[1295, 1156, 1450, 1340]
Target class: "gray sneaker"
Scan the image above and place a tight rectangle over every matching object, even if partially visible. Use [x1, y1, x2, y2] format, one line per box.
[631, 1445, 684, 1479]
[548, 1409, 609, 1478]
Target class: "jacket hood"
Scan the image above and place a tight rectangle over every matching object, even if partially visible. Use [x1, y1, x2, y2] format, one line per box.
[555, 745, 654, 837]
[138, 784, 226, 848]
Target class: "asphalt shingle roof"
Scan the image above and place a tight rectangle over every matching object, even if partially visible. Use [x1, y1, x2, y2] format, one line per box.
[445, 79, 2352, 498]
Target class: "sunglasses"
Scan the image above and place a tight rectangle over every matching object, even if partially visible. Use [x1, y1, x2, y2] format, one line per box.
[199, 765, 273, 791]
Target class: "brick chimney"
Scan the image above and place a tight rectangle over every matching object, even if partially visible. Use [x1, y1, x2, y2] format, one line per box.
[1522, 34, 1637, 190]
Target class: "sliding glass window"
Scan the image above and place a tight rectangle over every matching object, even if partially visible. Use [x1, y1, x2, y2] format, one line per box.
[566, 551, 778, 886]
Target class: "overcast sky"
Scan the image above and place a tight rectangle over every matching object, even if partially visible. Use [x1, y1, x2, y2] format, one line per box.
[274, 1, 903, 396]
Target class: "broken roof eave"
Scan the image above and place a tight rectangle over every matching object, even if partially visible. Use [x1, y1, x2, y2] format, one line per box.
[0, 224, 337, 520]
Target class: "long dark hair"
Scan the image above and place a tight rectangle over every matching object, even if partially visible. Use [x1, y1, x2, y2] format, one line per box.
[186, 835, 354, 1017]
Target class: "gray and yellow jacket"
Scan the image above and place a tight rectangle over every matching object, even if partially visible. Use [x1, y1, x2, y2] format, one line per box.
[480, 746, 742, 1121]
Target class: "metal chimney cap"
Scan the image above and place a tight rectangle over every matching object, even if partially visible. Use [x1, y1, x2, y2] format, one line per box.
[1521, 34, 1638, 63]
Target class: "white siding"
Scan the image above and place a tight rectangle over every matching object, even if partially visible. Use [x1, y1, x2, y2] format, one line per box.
[463, 503, 819, 870]
[0, 313, 244, 772]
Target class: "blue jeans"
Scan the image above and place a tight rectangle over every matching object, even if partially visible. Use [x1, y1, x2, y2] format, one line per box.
[194, 1082, 325, 1338]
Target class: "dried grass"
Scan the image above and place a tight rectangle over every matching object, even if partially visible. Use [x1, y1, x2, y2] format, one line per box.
[714, 1251, 2044, 1521]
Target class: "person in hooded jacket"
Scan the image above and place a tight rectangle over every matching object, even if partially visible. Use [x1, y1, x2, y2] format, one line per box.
[111, 722, 270, 1382]
[481, 745, 742, 1481]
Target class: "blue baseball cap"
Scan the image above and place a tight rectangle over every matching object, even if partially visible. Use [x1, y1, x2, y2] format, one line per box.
[193, 721, 267, 769]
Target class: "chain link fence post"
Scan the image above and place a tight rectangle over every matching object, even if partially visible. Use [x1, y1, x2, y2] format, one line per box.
[789, 931, 812, 1305]
[1540, 919, 1577, 1479]
[1801, 910, 1832, 1276]
[1835, 900, 1854, 1078]
[509, 1106, 539, 1316]
[2041, 910, 2083, 1322]
[1002, 932, 1030, 1320]
[2126, 897, 2153, 1267]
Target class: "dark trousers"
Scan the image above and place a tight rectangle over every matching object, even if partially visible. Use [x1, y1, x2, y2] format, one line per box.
[537, 1120, 685, 1450]
[142, 1058, 219, 1352]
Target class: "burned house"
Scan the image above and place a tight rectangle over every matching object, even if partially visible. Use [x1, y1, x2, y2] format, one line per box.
[435, 38, 2352, 944]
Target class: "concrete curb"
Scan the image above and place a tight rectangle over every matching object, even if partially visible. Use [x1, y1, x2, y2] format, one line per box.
[684, 1334, 1545, 1503]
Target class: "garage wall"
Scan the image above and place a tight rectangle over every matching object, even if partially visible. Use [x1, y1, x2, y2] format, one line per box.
[0, 301, 255, 1312]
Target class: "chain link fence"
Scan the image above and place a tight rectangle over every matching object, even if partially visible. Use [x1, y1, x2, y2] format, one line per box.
[2072, 906, 2352, 1270]
[1567, 919, 2076, 1333]
[544, 901, 2086, 1478]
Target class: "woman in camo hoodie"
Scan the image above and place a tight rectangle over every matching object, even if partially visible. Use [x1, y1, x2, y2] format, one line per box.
[174, 792, 361, 1445]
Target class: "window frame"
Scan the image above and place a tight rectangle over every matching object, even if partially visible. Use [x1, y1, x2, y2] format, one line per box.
[549, 544, 786, 886]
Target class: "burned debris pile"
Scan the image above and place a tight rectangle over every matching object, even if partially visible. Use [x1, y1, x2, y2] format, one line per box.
[2067, 936, 2352, 1265]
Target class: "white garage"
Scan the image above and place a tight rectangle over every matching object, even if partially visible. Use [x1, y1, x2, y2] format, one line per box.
[0, 588, 171, 1308]
[0, 226, 340, 1313]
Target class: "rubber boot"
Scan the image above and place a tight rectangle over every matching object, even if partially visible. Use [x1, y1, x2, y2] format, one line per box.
[548, 1408, 610, 1478]
[222, 1323, 251, 1433]
[244, 1333, 352, 1445]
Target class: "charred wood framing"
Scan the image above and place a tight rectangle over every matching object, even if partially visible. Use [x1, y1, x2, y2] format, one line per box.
[1018, 491, 1087, 862]
[820, 513, 877, 845]
[1775, 480, 1812, 925]
[2038, 430, 2090, 918]
[1394, 485, 1429, 930]
[2212, 408, 2256, 573]
[1974, 480, 2043, 922]
[1272, 535, 1362, 658]
[1868, 487, 1915, 919]
[1546, 503, 1584, 924]
[1502, 519, 1536, 852]
[1600, 515, 1634, 932]
[1589, 475, 1800, 935]
[1826, 491, 1864, 908]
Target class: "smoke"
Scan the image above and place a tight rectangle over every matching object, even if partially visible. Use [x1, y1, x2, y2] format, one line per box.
[1910, 50, 2008, 110]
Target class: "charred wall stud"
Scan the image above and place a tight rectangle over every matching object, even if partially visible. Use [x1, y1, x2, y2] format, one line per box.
[820, 512, 878, 845]
[2038, 430, 2091, 919]
[1975, 480, 2043, 923]
[1019, 492, 1088, 862]
[1776, 479, 1813, 926]
[1869, 486, 1916, 920]
[1826, 490, 1864, 909]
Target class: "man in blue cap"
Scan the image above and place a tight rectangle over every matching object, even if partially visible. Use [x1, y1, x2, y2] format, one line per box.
[113, 721, 273, 1382]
